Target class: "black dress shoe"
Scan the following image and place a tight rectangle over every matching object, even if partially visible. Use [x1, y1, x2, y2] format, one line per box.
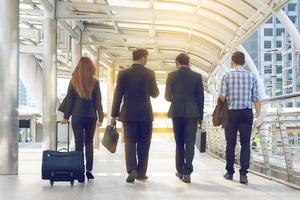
[223, 173, 233, 180]
[240, 175, 248, 184]
[86, 171, 94, 181]
[182, 175, 191, 183]
[126, 171, 137, 183]
[136, 175, 148, 180]
[176, 172, 183, 179]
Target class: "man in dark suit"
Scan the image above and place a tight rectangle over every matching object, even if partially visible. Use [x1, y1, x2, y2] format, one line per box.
[165, 53, 204, 183]
[111, 49, 159, 183]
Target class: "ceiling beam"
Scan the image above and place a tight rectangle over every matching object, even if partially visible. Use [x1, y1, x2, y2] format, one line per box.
[20, 28, 41, 41]
[20, 45, 43, 55]
[20, 8, 42, 15]
[39, 0, 54, 12]
[59, 20, 81, 40]
[23, 0, 39, 9]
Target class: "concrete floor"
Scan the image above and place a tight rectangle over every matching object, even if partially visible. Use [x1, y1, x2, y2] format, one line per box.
[1, 135, 299, 200]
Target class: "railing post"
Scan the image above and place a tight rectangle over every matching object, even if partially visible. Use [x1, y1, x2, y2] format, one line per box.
[259, 124, 272, 176]
[271, 124, 278, 154]
[276, 108, 295, 183]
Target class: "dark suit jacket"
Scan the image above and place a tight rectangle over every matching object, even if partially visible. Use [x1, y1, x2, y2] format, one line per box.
[63, 79, 104, 123]
[165, 67, 204, 120]
[111, 64, 159, 122]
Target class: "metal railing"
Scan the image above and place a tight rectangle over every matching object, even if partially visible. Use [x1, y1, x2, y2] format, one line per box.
[203, 92, 300, 186]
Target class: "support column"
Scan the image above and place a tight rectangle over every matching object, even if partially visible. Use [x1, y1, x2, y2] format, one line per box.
[71, 24, 82, 68]
[107, 62, 116, 124]
[0, 0, 19, 175]
[42, 0, 57, 150]
[30, 117, 37, 142]
[72, 42, 81, 67]
[68, 23, 81, 150]
[94, 48, 100, 149]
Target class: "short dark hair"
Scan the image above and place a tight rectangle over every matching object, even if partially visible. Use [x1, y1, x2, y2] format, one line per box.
[132, 49, 148, 60]
[175, 53, 189, 65]
[231, 51, 245, 65]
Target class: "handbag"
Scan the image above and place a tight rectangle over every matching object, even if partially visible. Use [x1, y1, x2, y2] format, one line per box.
[102, 125, 119, 153]
[58, 97, 67, 113]
[212, 99, 228, 127]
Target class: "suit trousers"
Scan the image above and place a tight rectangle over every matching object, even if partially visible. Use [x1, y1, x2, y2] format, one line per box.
[123, 121, 152, 176]
[71, 116, 97, 171]
[172, 118, 198, 175]
[224, 109, 253, 176]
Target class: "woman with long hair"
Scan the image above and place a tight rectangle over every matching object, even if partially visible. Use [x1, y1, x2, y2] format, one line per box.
[61, 57, 104, 182]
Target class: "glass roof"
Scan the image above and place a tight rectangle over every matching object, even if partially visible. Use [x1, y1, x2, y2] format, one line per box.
[19, 0, 290, 88]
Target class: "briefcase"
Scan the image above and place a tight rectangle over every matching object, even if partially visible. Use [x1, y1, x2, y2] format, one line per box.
[102, 125, 119, 153]
[41, 121, 85, 186]
[195, 128, 206, 153]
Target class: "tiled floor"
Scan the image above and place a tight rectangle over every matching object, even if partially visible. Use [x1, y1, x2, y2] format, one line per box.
[1, 135, 299, 200]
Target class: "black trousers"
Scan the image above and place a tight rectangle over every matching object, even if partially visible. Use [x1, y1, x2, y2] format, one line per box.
[71, 116, 97, 171]
[225, 109, 253, 176]
[172, 118, 197, 175]
[123, 121, 152, 176]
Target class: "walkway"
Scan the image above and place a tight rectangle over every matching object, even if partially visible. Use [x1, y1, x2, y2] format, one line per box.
[0, 135, 299, 200]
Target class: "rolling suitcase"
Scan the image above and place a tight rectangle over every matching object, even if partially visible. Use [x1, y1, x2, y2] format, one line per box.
[41, 121, 85, 186]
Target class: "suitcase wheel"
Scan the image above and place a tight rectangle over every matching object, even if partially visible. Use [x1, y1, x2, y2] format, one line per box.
[70, 180, 74, 186]
[50, 180, 54, 186]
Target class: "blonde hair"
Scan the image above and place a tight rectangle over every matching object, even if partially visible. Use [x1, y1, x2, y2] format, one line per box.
[72, 57, 96, 100]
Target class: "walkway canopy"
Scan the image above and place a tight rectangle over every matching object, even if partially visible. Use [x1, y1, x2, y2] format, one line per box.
[19, 0, 289, 89]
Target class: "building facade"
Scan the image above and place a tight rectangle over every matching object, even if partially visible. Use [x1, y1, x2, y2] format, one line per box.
[244, 0, 300, 107]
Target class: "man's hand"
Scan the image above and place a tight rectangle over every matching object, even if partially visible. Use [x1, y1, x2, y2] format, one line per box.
[110, 117, 117, 126]
[60, 118, 69, 124]
[198, 120, 203, 129]
[253, 119, 263, 130]
[98, 121, 102, 127]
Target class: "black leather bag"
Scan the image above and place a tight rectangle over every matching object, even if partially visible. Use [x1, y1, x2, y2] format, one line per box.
[58, 97, 67, 113]
[212, 99, 228, 127]
[42, 150, 85, 186]
[102, 125, 119, 153]
[41, 122, 85, 186]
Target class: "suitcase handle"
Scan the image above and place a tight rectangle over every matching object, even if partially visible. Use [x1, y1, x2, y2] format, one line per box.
[56, 121, 70, 152]
[57, 148, 69, 152]
[110, 123, 116, 129]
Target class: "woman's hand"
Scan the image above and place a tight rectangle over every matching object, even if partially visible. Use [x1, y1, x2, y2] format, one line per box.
[60, 118, 69, 124]
[110, 117, 117, 127]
